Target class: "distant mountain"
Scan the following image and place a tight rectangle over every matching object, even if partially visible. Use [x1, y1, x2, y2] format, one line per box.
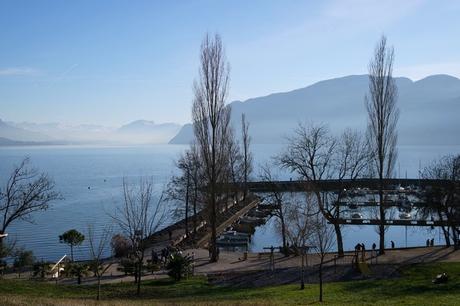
[8, 121, 112, 143]
[169, 74, 460, 145]
[168, 123, 194, 144]
[2, 118, 182, 145]
[116, 120, 181, 144]
[0, 137, 68, 146]
[0, 137, 30, 146]
[0, 119, 53, 142]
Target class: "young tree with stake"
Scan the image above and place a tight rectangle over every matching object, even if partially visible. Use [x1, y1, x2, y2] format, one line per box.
[87, 225, 112, 300]
[110, 177, 166, 296]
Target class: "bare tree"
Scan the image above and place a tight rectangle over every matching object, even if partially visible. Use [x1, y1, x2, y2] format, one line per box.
[259, 163, 289, 252]
[167, 146, 203, 240]
[278, 123, 338, 250]
[110, 177, 166, 295]
[330, 129, 369, 256]
[87, 225, 112, 301]
[309, 211, 335, 302]
[241, 113, 253, 201]
[225, 128, 243, 205]
[422, 154, 460, 248]
[0, 157, 60, 251]
[192, 33, 232, 262]
[366, 35, 399, 255]
[283, 193, 318, 290]
[279, 125, 369, 257]
[283, 193, 318, 248]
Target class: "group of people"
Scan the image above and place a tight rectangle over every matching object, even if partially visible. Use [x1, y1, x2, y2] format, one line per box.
[354, 243, 368, 261]
[426, 238, 435, 247]
[355, 241, 393, 254]
[354, 238, 435, 252]
[151, 246, 182, 265]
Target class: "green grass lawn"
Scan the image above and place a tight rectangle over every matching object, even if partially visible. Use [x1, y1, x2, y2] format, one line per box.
[1, 262, 459, 305]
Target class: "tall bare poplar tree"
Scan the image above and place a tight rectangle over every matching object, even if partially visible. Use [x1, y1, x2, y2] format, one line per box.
[241, 113, 253, 201]
[192, 33, 231, 262]
[366, 35, 399, 255]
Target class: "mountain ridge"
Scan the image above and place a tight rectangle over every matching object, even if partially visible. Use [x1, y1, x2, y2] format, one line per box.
[1, 119, 182, 145]
[169, 74, 460, 145]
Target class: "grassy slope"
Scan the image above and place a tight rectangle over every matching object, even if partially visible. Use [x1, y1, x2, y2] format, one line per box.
[1, 262, 459, 305]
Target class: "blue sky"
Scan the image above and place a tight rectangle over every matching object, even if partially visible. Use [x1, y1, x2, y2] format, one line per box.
[1, 0, 460, 126]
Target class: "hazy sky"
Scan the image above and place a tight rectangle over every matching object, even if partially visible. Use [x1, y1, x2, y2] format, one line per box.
[1, 0, 460, 126]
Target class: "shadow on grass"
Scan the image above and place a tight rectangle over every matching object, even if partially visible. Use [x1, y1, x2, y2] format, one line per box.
[341, 262, 460, 299]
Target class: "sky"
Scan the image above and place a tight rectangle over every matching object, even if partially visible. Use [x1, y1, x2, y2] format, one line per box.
[1, 0, 460, 126]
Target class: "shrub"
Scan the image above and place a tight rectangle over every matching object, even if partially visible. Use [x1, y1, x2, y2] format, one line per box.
[13, 248, 35, 278]
[64, 262, 89, 284]
[111, 234, 132, 258]
[166, 252, 193, 281]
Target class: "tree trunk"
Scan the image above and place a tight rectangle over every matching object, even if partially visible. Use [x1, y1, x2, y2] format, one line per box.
[193, 197, 197, 240]
[451, 226, 458, 249]
[300, 252, 305, 290]
[71, 245, 74, 261]
[334, 223, 344, 257]
[279, 203, 287, 253]
[136, 262, 141, 295]
[319, 261, 323, 302]
[210, 192, 218, 262]
[444, 228, 451, 247]
[185, 174, 190, 239]
[97, 277, 101, 300]
[378, 188, 385, 255]
[0, 231, 4, 252]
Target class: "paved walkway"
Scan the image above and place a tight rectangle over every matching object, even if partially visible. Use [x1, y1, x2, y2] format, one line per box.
[4, 246, 458, 286]
[187, 246, 460, 276]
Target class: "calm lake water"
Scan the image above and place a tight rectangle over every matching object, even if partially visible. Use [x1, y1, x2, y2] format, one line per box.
[0, 144, 458, 261]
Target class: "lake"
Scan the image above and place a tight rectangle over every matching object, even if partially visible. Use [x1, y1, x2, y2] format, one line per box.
[0, 144, 458, 261]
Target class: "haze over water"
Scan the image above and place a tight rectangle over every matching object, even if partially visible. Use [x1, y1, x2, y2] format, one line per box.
[0, 143, 458, 261]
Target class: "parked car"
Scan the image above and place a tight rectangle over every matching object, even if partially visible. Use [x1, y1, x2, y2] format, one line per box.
[351, 213, 363, 219]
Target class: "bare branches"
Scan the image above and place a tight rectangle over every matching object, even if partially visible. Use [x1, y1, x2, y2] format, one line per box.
[87, 225, 113, 300]
[284, 193, 319, 249]
[110, 176, 166, 295]
[366, 35, 399, 254]
[278, 123, 336, 181]
[112, 177, 166, 243]
[421, 154, 460, 247]
[336, 129, 369, 180]
[241, 113, 253, 199]
[0, 157, 60, 238]
[366, 35, 399, 180]
[167, 145, 204, 238]
[309, 210, 335, 302]
[192, 33, 232, 262]
[278, 123, 369, 256]
[259, 163, 289, 250]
